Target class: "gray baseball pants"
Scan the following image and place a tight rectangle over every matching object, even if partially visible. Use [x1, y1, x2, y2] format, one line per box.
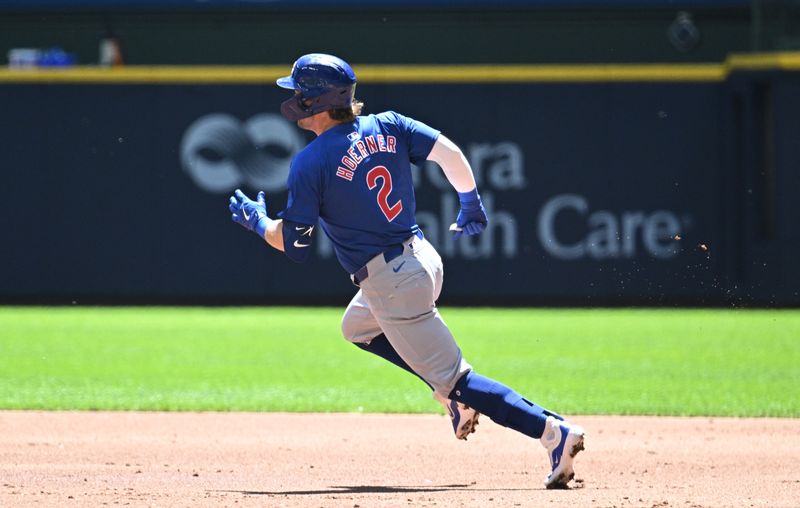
[341, 234, 472, 398]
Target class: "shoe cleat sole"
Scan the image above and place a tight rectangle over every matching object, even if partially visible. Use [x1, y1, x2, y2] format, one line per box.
[456, 408, 480, 441]
[544, 429, 585, 489]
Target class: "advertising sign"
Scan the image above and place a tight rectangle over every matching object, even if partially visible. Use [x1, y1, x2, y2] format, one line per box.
[0, 81, 737, 304]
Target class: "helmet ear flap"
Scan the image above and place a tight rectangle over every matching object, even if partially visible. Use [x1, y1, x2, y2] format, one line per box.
[280, 95, 312, 121]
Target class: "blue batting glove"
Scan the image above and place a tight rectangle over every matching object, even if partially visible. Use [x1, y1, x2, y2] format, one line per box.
[453, 188, 488, 240]
[229, 189, 269, 238]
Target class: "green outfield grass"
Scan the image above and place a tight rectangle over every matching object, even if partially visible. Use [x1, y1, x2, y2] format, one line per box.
[0, 307, 798, 416]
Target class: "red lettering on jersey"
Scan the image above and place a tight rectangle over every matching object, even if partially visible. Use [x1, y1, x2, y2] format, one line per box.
[336, 167, 354, 181]
[356, 140, 369, 159]
[365, 135, 378, 153]
[377, 135, 387, 152]
[387, 135, 396, 153]
[341, 155, 357, 170]
[347, 146, 362, 164]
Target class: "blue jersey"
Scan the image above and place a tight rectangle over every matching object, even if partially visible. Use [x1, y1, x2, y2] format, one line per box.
[279, 111, 440, 274]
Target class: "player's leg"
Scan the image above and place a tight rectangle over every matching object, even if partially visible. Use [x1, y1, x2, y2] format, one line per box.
[358, 262, 471, 399]
[342, 287, 478, 439]
[357, 335, 432, 387]
[358, 242, 542, 424]
[356, 239, 481, 437]
[341, 290, 431, 388]
[449, 371, 585, 488]
[450, 371, 561, 437]
[425, 241, 573, 439]
[360, 237, 583, 486]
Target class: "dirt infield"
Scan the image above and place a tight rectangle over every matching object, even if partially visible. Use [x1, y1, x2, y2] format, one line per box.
[1, 412, 798, 508]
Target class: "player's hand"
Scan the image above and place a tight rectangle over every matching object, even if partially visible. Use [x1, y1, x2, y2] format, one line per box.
[229, 189, 269, 236]
[452, 189, 488, 240]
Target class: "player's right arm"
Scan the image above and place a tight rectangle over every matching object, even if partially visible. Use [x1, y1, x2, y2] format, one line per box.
[387, 110, 488, 238]
[427, 134, 477, 193]
[426, 134, 488, 238]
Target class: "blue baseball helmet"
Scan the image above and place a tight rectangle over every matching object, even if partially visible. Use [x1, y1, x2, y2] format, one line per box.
[277, 53, 357, 121]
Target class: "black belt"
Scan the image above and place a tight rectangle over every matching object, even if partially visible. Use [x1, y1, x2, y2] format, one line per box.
[352, 230, 423, 286]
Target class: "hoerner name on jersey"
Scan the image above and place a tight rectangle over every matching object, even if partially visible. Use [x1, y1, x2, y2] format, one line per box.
[336, 133, 398, 181]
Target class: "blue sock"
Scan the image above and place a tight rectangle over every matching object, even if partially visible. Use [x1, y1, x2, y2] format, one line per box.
[449, 371, 562, 439]
[354, 334, 433, 390]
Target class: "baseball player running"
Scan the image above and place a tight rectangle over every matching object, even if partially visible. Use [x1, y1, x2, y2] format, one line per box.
[228, 53, 585, 489]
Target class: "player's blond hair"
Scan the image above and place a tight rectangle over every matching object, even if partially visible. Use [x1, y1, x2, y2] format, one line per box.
[329, 99, 364, 122]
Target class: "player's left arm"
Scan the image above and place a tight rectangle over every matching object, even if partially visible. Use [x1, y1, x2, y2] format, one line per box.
[229, 188, 282, 249]
[427, 135, 488, 238]
[228, 189, 315, 262]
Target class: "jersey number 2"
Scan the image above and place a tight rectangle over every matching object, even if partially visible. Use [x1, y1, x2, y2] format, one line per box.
[367, 166, 403, 222]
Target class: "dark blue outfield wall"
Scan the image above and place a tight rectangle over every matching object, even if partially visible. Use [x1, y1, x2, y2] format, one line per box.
[1, 69, 798, 306]
[0, 0, 750, 9]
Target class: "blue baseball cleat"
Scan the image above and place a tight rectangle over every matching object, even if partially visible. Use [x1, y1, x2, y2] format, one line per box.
[540, 416, 586, 489]
[434, 393, 480, 440]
